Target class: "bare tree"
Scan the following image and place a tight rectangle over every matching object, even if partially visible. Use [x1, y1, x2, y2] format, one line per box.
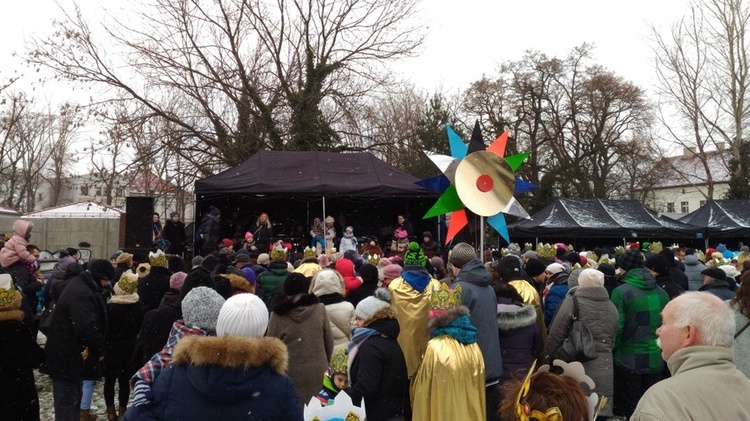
[43, 103, 83, 207]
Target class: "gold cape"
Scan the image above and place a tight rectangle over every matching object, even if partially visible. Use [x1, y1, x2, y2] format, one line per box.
[412, 335, 486, 421]
[388, 277, 441, 377]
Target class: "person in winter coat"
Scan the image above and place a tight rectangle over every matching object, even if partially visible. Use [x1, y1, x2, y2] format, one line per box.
[610, 249, 669, 418]
[660, 248, 689, 291]
[257, 259, 291, 300]
[162, 211, 186, 256]
[251, 212, 274, 253]
[683, 250, 707, 290]
[309, 269, 355, 354]
[132, 272, 185, 367]
[267, 273, 333, 406]
[44, 255, 78, 310]
[543, 263, 569, 326]
[324, 216, 336, 251]
[128, 287, 225, 409]
[0, 273, 46, 421]
[339, 226, 358, 254]
[699, 267, 736, 300]
[494, 283, 542, 385]
[546, 269, 619, 418]
[0, 219, 36, 269]
[103, 272, 145, 420]
[728, 269, 750, 379]
[359, 235, 384, 260]
[137, 251, 171, 312]
[346, 263, 378, 308]
[348, 289, 408, 421]
[420, 231, 440, 258]
[645, 254, 685, 300]
[41, 260, 109, 421]
[197, 205, 222, 255]
[128, 293, 303, 420]
[494, 256, 547, 346]
[334, 257, 362, 296]
[413, 284, 486, 421]
[449, 242, 503, 421]
[112, 253, 134, 288]
[293, 256, 322, 280]
[632, 292, 750, 420]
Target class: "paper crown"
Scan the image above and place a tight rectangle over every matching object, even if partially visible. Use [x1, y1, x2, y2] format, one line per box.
[523, 242, 533, 252]
[303, 247, 316, 259]
[330, 349, 348, 375]
[368, 253, 380, 265]
[270, 247, 288, 261]
[670, 243, 681, 250]
[614, 246, 626, 256]
[429, 283, 463, 311]
[649, 241, 663, 254]
[149, 250, 167, 267]
[536, 243, 556, 259]
[304, 391, 365, 421]
[117, 271, 139, 294]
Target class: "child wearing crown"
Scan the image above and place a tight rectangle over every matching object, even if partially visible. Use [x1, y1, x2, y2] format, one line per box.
[411, 283, 487, 420]
[315, 349, 349, 406]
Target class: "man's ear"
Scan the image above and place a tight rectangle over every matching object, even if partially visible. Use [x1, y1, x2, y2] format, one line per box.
[684, 324, 699, 347]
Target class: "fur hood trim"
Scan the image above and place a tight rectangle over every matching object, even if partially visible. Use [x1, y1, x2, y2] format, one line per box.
[172, 335, 288, 375]
[496, 303, 537, 330]
[363, 305, 397, 326]
[222, 273, 254, 293]
[428, 306, 470, 330]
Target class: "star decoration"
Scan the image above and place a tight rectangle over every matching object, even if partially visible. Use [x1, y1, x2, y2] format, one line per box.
[420, 123, 534, 244]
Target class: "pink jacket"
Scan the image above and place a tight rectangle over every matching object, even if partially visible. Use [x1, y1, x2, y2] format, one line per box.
[0, 220, 35, 268]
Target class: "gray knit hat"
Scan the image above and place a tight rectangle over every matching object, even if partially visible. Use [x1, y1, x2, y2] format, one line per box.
[191, 255, 204, 268]
[182, 287, 225, 331]
[449, 243, 476, 269]
[355, 288, 392, 321]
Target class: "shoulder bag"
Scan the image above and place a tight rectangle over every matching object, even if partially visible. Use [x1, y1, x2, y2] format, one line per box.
[554, 296, 598, 362]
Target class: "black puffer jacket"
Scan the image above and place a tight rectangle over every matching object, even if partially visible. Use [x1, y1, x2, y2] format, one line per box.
[348, 307, 408, 421]
[346, 263, 379, 308]
[41, 270, 108, 380]
[137, 266, 172, 312]
[496, 298, 543, 382]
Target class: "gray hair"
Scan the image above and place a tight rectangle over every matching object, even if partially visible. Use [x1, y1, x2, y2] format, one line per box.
[672, 292, 735, 347]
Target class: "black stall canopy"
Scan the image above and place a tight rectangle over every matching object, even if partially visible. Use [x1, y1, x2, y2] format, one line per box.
[508, 198, 697, 239]
[679, 200, 750, 238]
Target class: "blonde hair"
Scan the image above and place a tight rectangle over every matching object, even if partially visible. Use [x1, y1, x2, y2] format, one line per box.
[257, 212, 272, 229]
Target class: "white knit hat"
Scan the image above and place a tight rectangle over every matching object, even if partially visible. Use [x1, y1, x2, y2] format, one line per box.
[216, 294, 269, 338]
[577, 268, 604, 288]
[355, 288, 391, 321]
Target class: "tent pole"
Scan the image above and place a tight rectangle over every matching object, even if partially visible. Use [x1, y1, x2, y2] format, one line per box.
[705, 237, 709, 250]
[480, 216, 485, 262]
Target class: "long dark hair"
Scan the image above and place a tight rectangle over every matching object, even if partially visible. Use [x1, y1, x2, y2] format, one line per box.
[731, 269, 750, 317]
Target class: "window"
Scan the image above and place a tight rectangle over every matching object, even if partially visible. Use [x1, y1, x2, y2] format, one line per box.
[81, 185, 89, 196]
[699, 200, 706, 208]
[681, 201, 689, 213]
[667, 202, 675, 213]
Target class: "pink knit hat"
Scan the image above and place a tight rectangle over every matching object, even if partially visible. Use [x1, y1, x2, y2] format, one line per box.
[170, 271, 187, 290]
[382, 264, 403, 280]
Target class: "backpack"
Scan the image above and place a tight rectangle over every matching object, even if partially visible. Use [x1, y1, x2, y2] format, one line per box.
[194, 222, 208, 246]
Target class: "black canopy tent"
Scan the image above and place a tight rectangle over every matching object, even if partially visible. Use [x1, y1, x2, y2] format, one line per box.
[508, 199, 697, 241]
[193, 150, 438, 244]
[679, 200, 750, 239]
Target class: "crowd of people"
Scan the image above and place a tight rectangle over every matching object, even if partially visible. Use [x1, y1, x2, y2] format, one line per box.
[3, 213, 750, 420]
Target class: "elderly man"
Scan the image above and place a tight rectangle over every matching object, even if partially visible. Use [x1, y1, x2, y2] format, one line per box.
[698, 267, 735, 300]
[632, 292, 750, 420]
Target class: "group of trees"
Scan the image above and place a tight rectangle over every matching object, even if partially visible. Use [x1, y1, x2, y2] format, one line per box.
[2, 0, 749, 215]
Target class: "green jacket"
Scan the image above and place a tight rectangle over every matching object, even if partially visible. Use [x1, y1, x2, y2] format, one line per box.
[258, 260, 290, 297]
[610, 268, 669, 374]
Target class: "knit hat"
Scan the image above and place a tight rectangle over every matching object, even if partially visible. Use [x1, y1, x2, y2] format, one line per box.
[209, 205, 221, 216]
[359, 263, 379, 286]
[577, 268, 605, 288]
[116, 252, 133, 265]
[136, 263, 151, 278]
[245, 231, 253, 240]
[525, 258, 546, 278]
[645, 254, 671, 276]
[546, 263, 566, 275]
[284, 272, 309, 296]
[88, 258, 115, 282]
[430, 256, 444, 269]
[522, 250, 537, 260]
[701, 267, 726, 281]
[719, 264, 739, 279]
[403, 242, 426, 267]
[115, 271, 139, 295]
[233, 254, 250, 264]
[741, 246, 750, 253]
[493, 256, 522, 282]
[568, 268, 583, 288]
[382, 264, 403, 280]
[617, 249, 645, 271]
[58, 256, 76, 272]
[110, 250, 122, 260]
[182, 287, 226, 331]
[257, 253, 270, 266]
[325, 216, 335, 224]
[149, 250, 167, 268]
[449, 243, 476, 269]
[241, 267, 257, 286]
[422, 231, 433, 239]
[170, 271, 187, 290]
[169, 211, 179, 218]
[191, 255, 204, 268]
[318, 254, 331, 268]
[216, 294, 269, 338]
[355, 288, 391, 321]
[345, 226, 354, 233]
[397, 229, 408, 239]
[221, 238, 233, 249]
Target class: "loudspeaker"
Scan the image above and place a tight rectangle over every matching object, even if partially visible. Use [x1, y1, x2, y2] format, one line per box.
[125, 197, 155, 248]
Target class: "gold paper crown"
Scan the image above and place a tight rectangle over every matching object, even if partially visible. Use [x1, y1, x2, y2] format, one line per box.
[536, 243, 556, 259]
[331, 348, 348, 375]
[695, 250, 706, 262]
[270, 247, 288, 261]
[117, 272, 138, 294]
[368, 253, 380, 265]
[429, 283, 462, 311]
[649, 241, 663, 254]
[615, 245, 625, 256]
[671, 243, 681, 250]
[303, 247, 316, 259]
[149, 250, 167, 267]
[524, 242, 533, 252]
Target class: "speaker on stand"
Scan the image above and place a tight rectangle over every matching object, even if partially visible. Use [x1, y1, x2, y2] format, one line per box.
[125, 197, 155, 249]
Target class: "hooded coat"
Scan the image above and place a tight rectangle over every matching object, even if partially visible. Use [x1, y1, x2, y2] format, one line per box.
[347, 306, 408, 421]
[610, 268, 669, 374]
[0, 220, 35, 268]
[346, 264, 379, 308]
[267, 295, 333, 406]
[126, 336, 302, 421]
[454, 258, 503, 383]
[544, 271, 570, 326]
[683, 254, 707, 291]
[104, 298, 145, 377]
[138, 266, 172, 313]
[335, 258, 362, 296]
[496, 299, 543, 383]
[310, 269, 355, 354]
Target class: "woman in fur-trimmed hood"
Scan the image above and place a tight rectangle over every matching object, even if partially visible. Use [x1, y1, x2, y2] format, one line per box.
[495, 282, 543, 384]
[348, 288, 408, 421]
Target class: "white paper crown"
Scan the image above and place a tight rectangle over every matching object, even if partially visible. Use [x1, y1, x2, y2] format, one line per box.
[304, 391, 366, 421]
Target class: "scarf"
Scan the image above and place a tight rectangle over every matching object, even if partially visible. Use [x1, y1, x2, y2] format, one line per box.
[431, 314, 478, 345]
[109, 293, 140, 304]
[347, 327, 380, 374]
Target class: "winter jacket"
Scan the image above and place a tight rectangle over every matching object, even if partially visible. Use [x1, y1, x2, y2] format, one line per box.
[125, 336, 302, 421]
[359, 242, 384, 259]
[347, 307, 408, 421]
[200, 212, 221, 251]
[133, 297, 182, 366]
[544, 272, 569, 326]
[267, 295, 333, 406]
[162, 219, 186, 255]
[728, 301, 750, 379]
[632, 346, 750, 421]
[104, 299, 145, 378]
[41, 270, 108, 380]
[335, 258, 362, 296]
[546, 287, 618, 416]
[5, 262, 41, 316]
[683, 254, 706, 291]
[496, 299, 543, 383]
[310, 270, 355, 354]
[610, 268, 668, 374]
[257, 260, 290, 298]
[339, 234, 358, 254]
[137, 266, 172, 312]
[252, 221, 274, 252]
[668, 266, 689, 291]
[346, 264, 379, 308]
[699, 279, 736, 300]
[454, 258, 503, 383]
[654, 274, 685, 300]
[0, 220, 35, 268]
[508, 279, 547, 343]
[0, 290, 46, 420]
